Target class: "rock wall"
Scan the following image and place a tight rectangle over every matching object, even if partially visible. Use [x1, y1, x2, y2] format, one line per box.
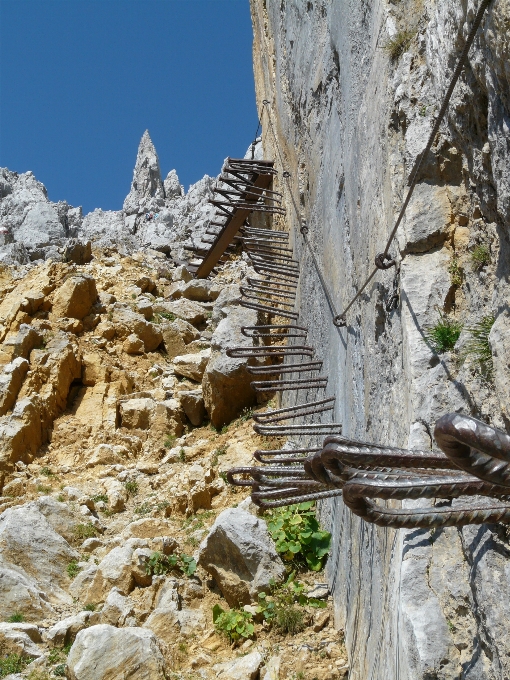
[250, 0, 510, 678]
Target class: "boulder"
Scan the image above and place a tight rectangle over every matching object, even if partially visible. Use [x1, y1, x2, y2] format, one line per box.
[123, 333, 145, 355]
[143, 607, 205, 642]
[66, 625, 167, 680]
[100, 588, 135, 627]
[198, 507, 285, 606]
[202, 306, 257, 428]
[160, 319, 200, 360]
[62, 239, 92, 265]
[28, 496, 78, 543]
[52, 275, 98, 320]
[82, 352, 109, 385]
[83, 540, 146, 604]
[172, 265, 193, 283]
[136, 297, 153, 320]
[102, 478, 128, 513]
[211, 284, 242, 323]
[180, 280, 221, 302]
[173, 348, 210, 382]
[0, 622, 43, 658]
[0, 502, 79, 612]
[119, 398, 154, 430]
[85, 444, 127, 468]
[122, 518, 174, 539]
[179, 389, 206, 426]
[213, 651, 263, 680]
[46, 612, 91, 647]
[119, 397, 183, 437]
[0, 358, 28, 415]
[111, 304, 162, 352]
[153, 299, 207, 327]
[0, 325, 42, 366]
[0, 564, 54, 622]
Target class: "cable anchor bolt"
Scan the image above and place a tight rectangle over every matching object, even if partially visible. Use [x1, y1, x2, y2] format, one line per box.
[375, 253, 396, 270]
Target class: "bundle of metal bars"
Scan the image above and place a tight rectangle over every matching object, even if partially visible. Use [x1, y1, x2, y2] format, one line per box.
[229, 413, 510, 528]
[188, 158, 285, 279]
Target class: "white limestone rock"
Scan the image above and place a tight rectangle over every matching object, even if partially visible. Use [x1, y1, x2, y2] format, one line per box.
[123, 130, 165, 217]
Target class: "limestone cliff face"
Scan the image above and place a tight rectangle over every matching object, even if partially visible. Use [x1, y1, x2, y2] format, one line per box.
[250, 0, 510, 678]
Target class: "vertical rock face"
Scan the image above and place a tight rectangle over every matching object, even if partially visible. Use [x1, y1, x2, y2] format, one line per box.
[250, 0, 510, 678]
[123, 130, 165, 217]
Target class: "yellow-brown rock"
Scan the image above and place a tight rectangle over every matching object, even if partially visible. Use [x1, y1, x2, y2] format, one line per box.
[52, 275, 98, 320]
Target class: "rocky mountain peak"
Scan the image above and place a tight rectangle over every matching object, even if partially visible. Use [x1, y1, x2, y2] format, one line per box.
[123, 130, 165, 216]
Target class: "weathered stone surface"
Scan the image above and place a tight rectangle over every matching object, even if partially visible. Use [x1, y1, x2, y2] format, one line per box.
[213, 651, 263, 680]
[173, 348, 210, 382]
[0, 622, 43, 658]
[66, 625, 167, 680]
[111, 303, 162, 352]
[202, 306, 256, 428]
[179, 280, 221, 302]
[179, 389, 206, 426]
[83, 540, 146, 603]
[122, 518, 174, 540]
[123, 130, 165, 217]
[123, 333, 145, 355]
[153, 299, 207, 327]
[489, 311, 510, 421]
[0, 325, 42, 366]
[52, 275, 98, 320]
[198, 507, 285, 606]
[46, 612, 91, 647]
[100, 588, 135, 627]
[160, 319, 200, 360]
[62, 239, 92, 265]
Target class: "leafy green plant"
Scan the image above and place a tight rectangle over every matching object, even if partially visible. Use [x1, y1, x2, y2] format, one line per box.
[419, 105, 427, 117]
[83, 603, 96, 611]
[266, 502, 331, 571]
[423, 312, 462, 354]
[134, 502, 152, 516]
[179, 447, 186, 462]
[40, 466, 53, 477]
[448, 256, 463, 286]
[57, 494, 65, 503]
[212, 604, 254, 642]
[255, 572, 325, 630]
[238, 407, 254, 423]
[471, 243, 491, 270]
[461, 315, 495, 379]
[90, 494, 108, 504]
[144, 551, 197, 578]
[7, 612, 24, 622]
[383, 29, 416, 61]
[211, 445, 227, 467]
[37, 484, 52, 494]
[74, 523, 98, 540]
[66, 561, 81, 579]
[0, 654, 32, 677]
[124, 480, 139, 496]
[164, 434, 177, 449]
[53, 665, 66, 677]
[159, 312, 176, 322]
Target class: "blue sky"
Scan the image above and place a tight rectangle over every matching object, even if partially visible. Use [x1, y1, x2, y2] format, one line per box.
[0, 0, 257, 214]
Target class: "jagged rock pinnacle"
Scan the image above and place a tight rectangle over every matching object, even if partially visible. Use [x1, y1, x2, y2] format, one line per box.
[123, 130, 165, 216]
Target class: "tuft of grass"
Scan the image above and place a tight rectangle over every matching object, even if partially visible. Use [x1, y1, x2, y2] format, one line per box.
[7, 612, 24, 623]
[179, 448, 186, 462]
[424, 312, 462, 354]
[40, 466, 53, 477]
[275, 604, 306, 635]
[66, 560, 81, 579]
[124, 480, 138, 496]
[134, 502, 152, 516]
[211, 445, 227, 467]
[471, 243, 491, 270]
[83, 603, 96, 611]
[383, 29, 416, 61]
[238, 407, 254, 423]
[164, 434, 177, 449]
[90, 494, 108, 504]
[0, 654, 32, 677]
[448, 256, 463, 286]
[36, 484, 52, 494]
[57, 494, 65, 503]
[460, 315, 495, 380]
[74, 523, 98, 541]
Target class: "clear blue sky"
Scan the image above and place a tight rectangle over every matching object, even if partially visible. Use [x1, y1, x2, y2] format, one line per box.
[0, 0, 258, 214]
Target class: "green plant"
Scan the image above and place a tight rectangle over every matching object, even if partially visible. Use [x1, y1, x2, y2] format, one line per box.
[37, 484, 52, 494]
[124, 480, 138, 496]
[383, 29, 416, 61]
[448, 256, 463, 286]
[419, 105, 427, 116]
[179, 447, 186, 462]
[0, 654, 32, 677]
[83, 603, 96, 611]
[255, 572, 326, 631]
[134, 502, 152, 516]
[73, 523, 98, 540]
[67, 561, 81, 579]
[159, 312, 176, 322]
[164, 434, 177, 449]
[212, 604, 254, 642]
[90, 494, 108, 504]
[7, 612, 24, 622]
[40, 466, 53, 477]
[131, 293, 137, 299]
[266, 502, 331, 571]
[461, 315, 495, 379]
[53, 665, 66, 677]
[238, 407, 254, 423]
[423, 312, 462, 354]
[144, 551, 197, 577]
[47, 645, 71, 667]
[57, 494, 65, 503]
[211, 445, 227, 467]
[471, 243, 491, 270]
[27, 670, 52, 680]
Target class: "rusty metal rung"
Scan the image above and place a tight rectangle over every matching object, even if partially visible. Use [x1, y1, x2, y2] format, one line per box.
[253, 423, 343, 436]
[239, 300, 299, 319]
[226, 345, 314, 359]
[247, 361, 323, 375]
[251, 377, 328, 392]
[241, 290, 295, 307]
[253, 447, 322, 464]
[241, 285, 296, 301]
[253, 397, 336, 424]
[241, 325, 308, 338]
